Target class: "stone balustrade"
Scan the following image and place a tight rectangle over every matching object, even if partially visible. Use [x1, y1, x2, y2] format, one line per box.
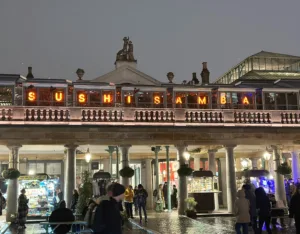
[0, 107, 300, 126]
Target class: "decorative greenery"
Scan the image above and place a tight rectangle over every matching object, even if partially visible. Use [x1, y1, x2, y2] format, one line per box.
[276, 162, 292, 175]
[2, 168, 20, 179]
[185, 197, 197, 219]
[188, 148, 201, 154]
[177, 164, 193, 177]
[76, 171, 93, 215]
[119, 166, 134, 178]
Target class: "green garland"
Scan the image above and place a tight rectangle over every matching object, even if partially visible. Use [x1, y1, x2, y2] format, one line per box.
[276, 162, 292, 175]
[119, 166, 134, 178]
[2, 168, 20, 179]
[177, 164, 193, 177]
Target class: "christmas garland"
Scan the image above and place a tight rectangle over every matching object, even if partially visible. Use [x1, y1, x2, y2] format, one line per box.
[177, 164, 193, 177]
[276, 162, 292, 175]
[2, 168, 21, 179]
[119, 166, 134, 178]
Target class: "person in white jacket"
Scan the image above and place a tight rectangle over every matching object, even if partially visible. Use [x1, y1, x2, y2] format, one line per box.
[235, 189, 250, 234]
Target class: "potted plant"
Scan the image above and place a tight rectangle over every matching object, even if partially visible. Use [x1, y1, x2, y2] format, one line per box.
[2, 168, 21, 179]
[276, 162, 292, 175]
[185, 197, 197, 219]
[119, 166, 134, 178]
[177, 164, 193, 177]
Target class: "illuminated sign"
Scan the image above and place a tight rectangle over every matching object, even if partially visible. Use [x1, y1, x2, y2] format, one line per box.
[125, 96, 132, 104]
[28, 91, 36, 101]
[154, 96, 161, 104]
[54, 91, 63, 102]
[220, 93, 226, 104]
[242, 96, 250, 105]
[175, 97, 182, 104]
[103, 94, 112, 103]
[78, 93, 87, 103]
[198, 96, 207, 105]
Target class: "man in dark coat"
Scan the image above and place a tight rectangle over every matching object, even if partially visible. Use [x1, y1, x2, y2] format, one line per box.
[49, 200, 75, 234]
[93, 183, 125, 234]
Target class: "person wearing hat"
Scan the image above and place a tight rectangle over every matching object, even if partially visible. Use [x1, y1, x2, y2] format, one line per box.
[92, 183, 125, 234]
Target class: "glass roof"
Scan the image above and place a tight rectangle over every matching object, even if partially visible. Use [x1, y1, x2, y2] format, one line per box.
[215, 51, 300, 84]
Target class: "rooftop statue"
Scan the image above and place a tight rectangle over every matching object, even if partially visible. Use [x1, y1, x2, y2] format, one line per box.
[116, 37, 136, 62]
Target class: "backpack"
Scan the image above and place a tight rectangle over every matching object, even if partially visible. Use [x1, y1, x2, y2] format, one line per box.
[153, 189, 158, 197]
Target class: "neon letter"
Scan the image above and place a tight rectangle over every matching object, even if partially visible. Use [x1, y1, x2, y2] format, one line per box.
[243, 96, 250, 105]
[55, 92, 63, 102]
[176, 97, 182, 104]
[28, 91, 36, 101]
[154, 96, 160, 104]
[126, 96, 131, 104]
[220, 93, 226, 104]
[103, 94, 111, 103]
[198, 96, 207, 105]
[78, 93, 86, 103]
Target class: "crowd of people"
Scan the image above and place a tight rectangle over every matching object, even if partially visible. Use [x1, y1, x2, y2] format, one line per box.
[234, 181, 300, 234]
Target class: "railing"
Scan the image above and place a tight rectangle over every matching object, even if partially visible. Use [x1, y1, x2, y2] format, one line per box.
[0, 106, 300, 126]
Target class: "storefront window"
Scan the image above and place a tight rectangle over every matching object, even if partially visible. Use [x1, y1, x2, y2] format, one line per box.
[256, 90, 263, 109]
[187, 92, 198, 108]
[89, 90, 101, 107]
[123, 91, 135, 107]
[219, 92, 231, 108]
[276, 93, 287, 110]
[287, 93, 298, 110]
[39, 88, 52, 106]
[137, 91, 152, 108]
[264, 93, 275, 110]
[166, 88, 173, 108]
[0, 86, 13, 106]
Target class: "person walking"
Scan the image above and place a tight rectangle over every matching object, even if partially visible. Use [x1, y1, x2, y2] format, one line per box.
[156, 184, 164, 212]
[70, 189, 79, 212]
[235, 189, 250, 234]
[92, 183, 125, 234]
[242, 184, 257, 233]
[124, 185, 134, 219]
[255, 187, 272, 234]
[171, 185, 178, 209]
[136, 184, 148, 223]
[18, 189, 29, 229]
[163, 182, 168, 209]
[49, 200, 75, 234]
[0, 192, 6, 215]
[133, 186, 138, 213]
[289, 184, 300, 234]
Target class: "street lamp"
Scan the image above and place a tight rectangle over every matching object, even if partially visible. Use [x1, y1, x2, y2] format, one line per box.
[263, 152, 271, 161]
[241, 159, 249, 168]
[183, 151, 191, 161]
[85, 148, 92, 163]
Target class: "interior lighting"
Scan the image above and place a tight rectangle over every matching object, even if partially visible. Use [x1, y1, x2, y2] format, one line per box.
[85, 148, 92, 163]
[28, 170, 35, 175]
[241, 159, 249, 168]
[183, 151, 190, 161]
[263, 152, 271, 161]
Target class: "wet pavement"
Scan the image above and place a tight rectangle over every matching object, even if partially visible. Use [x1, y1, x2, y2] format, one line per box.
[131, 211, 297, 234]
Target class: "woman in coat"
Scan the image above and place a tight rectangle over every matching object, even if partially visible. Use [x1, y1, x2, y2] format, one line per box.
[235, 189, 250, 234]
[18, 189, 29, 229]
[70, 189, 79, 212]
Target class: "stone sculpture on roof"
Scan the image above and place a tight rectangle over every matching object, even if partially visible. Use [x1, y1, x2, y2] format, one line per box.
[116, 37, 136, 62]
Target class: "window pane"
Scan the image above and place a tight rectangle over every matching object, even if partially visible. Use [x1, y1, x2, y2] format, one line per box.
[276, 93, 286, 110]
[187, 92, 197, 109]
[0, 86, 13, 106]
[137, 91, 152, 108]
[256, 90, 262, 110]
[39, 88, 51, 106]
[264, 93, 275, 110]
[287, 93, 298, 110]
[89, 90, 101, 107]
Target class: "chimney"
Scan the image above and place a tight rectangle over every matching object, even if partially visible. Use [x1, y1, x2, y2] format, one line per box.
[192, 72, 199, 85]
[26, 67, 34, 79]
[201, 62, 210, 85]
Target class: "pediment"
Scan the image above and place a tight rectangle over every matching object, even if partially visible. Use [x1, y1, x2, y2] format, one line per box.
[92, 65, 161, 86]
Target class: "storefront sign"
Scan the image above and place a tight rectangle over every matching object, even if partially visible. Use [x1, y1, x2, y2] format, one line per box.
[54, 91, 64, 102]
[176, 97, 183, 104]
[220, 93, 226, 104]
[78, 92, 87, 103]
[103, 94, 112, 103]
[125, 96, 132, 104]
[28, 91, 37, 101]
[154, 95, 161, 104]
[198, 96, 207, 105]
[242, 96, 250, 105]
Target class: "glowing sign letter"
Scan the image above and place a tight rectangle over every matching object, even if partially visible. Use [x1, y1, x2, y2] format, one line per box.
[243, 96, 250, 105]
[126, 96, 132, 104]
[220, 93, 226, 104]
[154, 96, 160, 104]
[55, 92, 63, 102]
[198, 96, 207, 105]
[175, 97, 182, 104]
[78, 93, 86, 103]
[28, 91, 36, 101]
[103, 94, 111, 103]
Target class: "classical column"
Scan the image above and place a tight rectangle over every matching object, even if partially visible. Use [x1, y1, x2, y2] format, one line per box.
[64, 144, 78, 208]
[175, 144, 188, 215]
[291, 151, 300, 182]
[153, 146, 161, 190]
[208, 149, 217, 174]
[251, 158, 259, 169]
[119, 145, 131, 187]
[165, 146, 171, 211]
[272, 146, 287, 206]
[193, 156, 200, 171]
[103, 158, 110, 172]
[200, 159, 207, 170]
[106, 146, 115, 175]
[224, 145, 237, 213]
[141, 158, 153, 209]
[6, 145, 21, 222]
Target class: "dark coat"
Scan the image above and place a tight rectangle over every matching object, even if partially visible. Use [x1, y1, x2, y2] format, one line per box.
[92, 198, 122, 234]
[49, 207, 75, 234]
[256, 195, 271, 217]
[289, 194, 300, 220]
[70, 194, 79, 210]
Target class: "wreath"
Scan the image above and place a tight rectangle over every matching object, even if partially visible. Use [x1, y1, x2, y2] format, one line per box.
[276, 162, 292, 175]
[2, 168, 21, 179]
[119, 166, 134, 178]
[177, 164, 193, 177]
